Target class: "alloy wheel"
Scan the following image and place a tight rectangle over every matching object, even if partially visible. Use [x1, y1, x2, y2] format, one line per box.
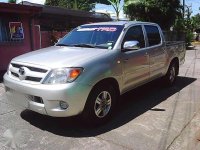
[94, 91, 112, 118]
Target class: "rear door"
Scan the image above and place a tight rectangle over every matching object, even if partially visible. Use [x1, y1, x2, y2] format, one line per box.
[122, 25, 150, 92]
[144, 25, 166, 79]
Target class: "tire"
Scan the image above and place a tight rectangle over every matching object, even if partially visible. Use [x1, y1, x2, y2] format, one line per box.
[164, 61, 178, 86]
[81, 84, 117, 126]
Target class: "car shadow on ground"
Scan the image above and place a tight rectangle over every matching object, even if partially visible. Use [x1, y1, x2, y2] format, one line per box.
[20, 76, 196, 137]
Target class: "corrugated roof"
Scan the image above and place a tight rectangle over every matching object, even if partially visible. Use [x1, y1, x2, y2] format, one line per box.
[0, 2, 42, 14]
[21, 1, 112, 21]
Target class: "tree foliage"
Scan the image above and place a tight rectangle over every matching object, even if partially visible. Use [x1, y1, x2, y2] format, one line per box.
[173, 6, 200, 45]
[45, 0, 95, 11]
[124, 0, 182, 30]
[191, 14, 200, 32]
[8, 0, 16, 3]
[107, 0, 121, 20]
[45, 0, 122, 20]
[93, 0, 121, 20]
[173, 7, 200, 33]
[45, 0, 59, 6]
[89, 0, 110, 5]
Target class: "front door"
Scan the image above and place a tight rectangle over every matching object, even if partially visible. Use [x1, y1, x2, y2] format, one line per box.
[122, 25, 150, 92]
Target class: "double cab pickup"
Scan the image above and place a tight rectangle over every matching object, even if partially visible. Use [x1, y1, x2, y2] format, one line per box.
[4, 21, 186, 125]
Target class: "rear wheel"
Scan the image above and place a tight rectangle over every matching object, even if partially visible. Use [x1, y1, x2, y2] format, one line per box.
[164, 61, 178, 86]
[81, 84, 117, 126]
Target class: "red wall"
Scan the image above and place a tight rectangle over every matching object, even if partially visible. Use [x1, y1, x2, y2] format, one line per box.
[33, 24, 41, 50]
[0, 15, 32, 71]
[41, 31, 67, 48]
[0, 15, 68, 71]
[41, 31, 51, 48]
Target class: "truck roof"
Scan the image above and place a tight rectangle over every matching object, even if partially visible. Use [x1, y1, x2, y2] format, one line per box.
[82, 21, 158, 28]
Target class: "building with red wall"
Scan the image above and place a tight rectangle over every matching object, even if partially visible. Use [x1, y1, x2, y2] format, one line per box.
[0, 2, 112, 78]
[0, 3, 42, 76]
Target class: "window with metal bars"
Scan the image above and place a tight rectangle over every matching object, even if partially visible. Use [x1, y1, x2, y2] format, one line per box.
[0, 18, 10, 42]
[0, 16, 22, 43]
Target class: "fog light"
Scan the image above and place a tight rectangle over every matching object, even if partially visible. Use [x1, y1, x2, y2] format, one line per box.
[60, 101, 68, 109]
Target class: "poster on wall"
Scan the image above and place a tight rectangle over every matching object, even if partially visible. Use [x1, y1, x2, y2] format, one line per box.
[9, 22, 24, 40]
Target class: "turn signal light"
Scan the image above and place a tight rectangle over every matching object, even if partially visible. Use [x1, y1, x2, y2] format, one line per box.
[69, 69, 82, 79]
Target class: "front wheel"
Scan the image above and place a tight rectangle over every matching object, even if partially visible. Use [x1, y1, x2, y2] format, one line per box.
[81, 84, 117, 126]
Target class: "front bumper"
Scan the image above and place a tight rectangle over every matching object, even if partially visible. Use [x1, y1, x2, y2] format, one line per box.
[3, 73, 92, 117]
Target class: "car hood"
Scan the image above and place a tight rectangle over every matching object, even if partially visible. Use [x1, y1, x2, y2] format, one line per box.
[12, 46, 108, 68]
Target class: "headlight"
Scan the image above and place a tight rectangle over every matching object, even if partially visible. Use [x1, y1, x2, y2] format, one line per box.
[43, 68, 83, 84]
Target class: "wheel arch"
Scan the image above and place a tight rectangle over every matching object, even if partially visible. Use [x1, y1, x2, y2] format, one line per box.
[91, 77, 120, 97]
[81, 77, 120, 123]
[83, 77, 120, 110]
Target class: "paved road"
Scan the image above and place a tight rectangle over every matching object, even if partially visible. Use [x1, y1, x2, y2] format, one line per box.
[1, 48, 200, 150]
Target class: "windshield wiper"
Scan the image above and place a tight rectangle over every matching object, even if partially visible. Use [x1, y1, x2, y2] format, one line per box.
[56, 43, 72, 47]
[73, 43, 95, 48]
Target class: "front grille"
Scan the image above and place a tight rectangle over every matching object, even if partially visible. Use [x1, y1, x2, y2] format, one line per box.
[10, 72, 42, 82]
[26, 76, 42, 82]
[11, 63, 48, 73]
[11, 72, 19, 78]
[9, 63, 49, 83]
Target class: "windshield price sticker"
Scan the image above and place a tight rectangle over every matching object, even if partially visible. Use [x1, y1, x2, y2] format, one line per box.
[77, 27, 117, 32]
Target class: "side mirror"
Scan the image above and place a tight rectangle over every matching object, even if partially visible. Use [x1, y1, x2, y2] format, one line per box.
[57, 38, 61, 43]
[54, 38, 62, 46]
[122, 40, 140, 51]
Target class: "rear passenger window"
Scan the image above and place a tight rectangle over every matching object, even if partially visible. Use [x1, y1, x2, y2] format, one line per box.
[123, 25, 145, 49]
[144, 25, 161, 46]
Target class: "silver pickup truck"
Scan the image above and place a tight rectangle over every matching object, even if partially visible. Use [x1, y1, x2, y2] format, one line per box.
[4, 21, 185, 125]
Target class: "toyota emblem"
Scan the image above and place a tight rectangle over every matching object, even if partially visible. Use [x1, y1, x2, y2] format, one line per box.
[19, 67, 25, 76]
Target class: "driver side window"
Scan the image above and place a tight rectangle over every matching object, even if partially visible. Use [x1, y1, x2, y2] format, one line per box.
[123, 25, 145, 49]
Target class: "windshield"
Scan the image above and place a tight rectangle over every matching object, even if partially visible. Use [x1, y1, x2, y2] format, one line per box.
[56, 25, 124, 49]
